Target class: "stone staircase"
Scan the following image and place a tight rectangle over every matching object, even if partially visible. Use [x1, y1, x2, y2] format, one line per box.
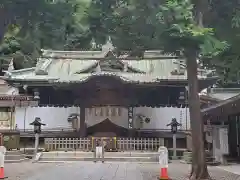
[5, 151, 27, 163]
[39, 151, 160, 162]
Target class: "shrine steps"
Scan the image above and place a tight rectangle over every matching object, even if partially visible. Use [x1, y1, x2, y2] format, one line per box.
[39, 151, 161, 162]
[5, 150, 27, 163]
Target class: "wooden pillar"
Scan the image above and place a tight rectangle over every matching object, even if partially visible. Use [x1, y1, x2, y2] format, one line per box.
[80, 105, 86, 137]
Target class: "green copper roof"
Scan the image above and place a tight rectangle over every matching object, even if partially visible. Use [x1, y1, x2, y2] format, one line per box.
[5, 49, 215, 84]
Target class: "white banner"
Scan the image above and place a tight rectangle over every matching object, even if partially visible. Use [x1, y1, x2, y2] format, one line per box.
[0, 147, 5, 168]
[96, 146, 103, 158]
[0, 146, 6, 155]
[158, 146, 168, 168]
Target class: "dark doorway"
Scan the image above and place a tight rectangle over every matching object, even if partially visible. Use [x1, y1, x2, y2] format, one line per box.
[228, 114, 240, 161]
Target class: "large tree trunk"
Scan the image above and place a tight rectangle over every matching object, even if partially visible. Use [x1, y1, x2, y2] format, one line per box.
[186, 51, 210, 180]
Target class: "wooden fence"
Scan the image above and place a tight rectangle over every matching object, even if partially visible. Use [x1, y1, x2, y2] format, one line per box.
[45, 138, 91, 151]
[44, 137, 164, 151]
[117, 138, 164, 151]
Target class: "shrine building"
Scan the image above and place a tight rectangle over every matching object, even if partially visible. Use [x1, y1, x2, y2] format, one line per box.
[3, 47, 216, 139]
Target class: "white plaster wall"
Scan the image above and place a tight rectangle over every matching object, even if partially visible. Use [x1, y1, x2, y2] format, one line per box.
[15, 107, 78, 130]
[15, 106, 128, 130]
[15, 106, 190, 130]
[134, 107, 190, 130]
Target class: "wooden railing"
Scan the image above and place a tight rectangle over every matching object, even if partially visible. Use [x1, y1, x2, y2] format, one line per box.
[117, 138, 164, 151]
[45, 138, 91, 151]
[44, 137, 165, 152]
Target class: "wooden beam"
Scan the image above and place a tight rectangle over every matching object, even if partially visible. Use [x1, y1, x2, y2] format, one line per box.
[79, 103, 86, 137]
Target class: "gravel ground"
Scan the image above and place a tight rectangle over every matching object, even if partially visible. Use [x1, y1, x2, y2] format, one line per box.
[4, 161, 240, 180]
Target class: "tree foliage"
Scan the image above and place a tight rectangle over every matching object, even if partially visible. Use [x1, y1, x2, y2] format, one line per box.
[1, 0, 238, 81]
[201, 0, 240, 86]
[0, 0, 92, 70]
[1, 0, 239, 179]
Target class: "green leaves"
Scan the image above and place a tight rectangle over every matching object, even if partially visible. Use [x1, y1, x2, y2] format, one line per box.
[0, 0, 92, 69]
[0, 0, 236, 85]
[158, 0, 219, 53]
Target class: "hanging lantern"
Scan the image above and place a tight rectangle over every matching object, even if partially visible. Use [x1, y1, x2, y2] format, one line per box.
[111, 107, 116, 117]
[118, 108, 122, 116]
[94, 108, 98, 116]
[88, 108, 93, 115]
[108, 106, 112, 116]
[99, 107, 103, 116]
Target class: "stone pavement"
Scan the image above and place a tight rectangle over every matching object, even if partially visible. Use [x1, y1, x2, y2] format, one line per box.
[162, 161, 240, 180]
[217, 164, 240, 176]
[4, 161, 240, 180]
[4, 162, 59, 180]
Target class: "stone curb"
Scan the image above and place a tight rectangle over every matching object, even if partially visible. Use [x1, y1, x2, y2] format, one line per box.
[5, 158, 29, 163]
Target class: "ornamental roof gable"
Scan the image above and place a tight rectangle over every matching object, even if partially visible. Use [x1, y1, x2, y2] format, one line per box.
[4, 49, 216, 84]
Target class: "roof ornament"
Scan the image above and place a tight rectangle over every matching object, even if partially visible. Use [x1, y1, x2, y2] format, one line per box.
[95, 63, 101, 73]
[7, 58, 14, 72]
[102, 36, 114, 52]
[91, 39, 97, 49]
[199, 88, 208, 95]
[212, 84, 217, 88]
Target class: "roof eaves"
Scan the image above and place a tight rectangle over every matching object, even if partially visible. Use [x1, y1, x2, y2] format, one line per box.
[201, 93, 240, 114]
[199, 95, 220, 104]
[53, 72, 154, 84]
[41, 50, 107, 59]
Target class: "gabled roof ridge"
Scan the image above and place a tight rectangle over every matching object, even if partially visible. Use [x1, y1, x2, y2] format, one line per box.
[211, 88, 240, 93]
[40, 49, 116, 60]
[144, 50, 176, 56]
[201, 93, 240, 114]
[41, 49, 102, 54]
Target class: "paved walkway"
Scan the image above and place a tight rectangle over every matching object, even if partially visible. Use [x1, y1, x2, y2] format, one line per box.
[5, 162, 57, 180]
[166, 162, 240, 180]
[5, 161, 240, 180]
[217, 164, 240, 176]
